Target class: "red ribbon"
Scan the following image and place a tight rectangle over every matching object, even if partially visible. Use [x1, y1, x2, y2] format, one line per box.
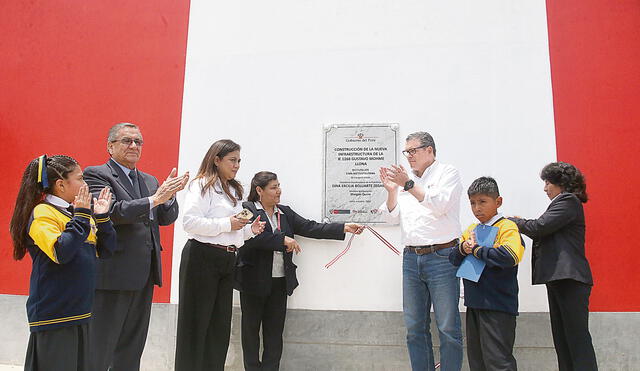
[325, 226, 400, 269]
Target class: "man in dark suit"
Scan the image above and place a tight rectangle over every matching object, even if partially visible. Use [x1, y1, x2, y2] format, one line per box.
[84, 122, 188, 371]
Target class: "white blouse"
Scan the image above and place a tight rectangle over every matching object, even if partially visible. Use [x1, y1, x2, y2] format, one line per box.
[182, 179, 254, 247]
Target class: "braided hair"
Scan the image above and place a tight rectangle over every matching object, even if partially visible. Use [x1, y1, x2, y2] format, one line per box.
[9, 155, 79, 260]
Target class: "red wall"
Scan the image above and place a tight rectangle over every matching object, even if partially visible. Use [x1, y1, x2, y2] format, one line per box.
[1, 1, 638, 311]
[0, 1, 191, 302]
[546, 1, 640, 310]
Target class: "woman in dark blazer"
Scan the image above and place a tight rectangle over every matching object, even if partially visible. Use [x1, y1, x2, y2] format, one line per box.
[235, 171, 363, 371]
[510, 162, 597, 371]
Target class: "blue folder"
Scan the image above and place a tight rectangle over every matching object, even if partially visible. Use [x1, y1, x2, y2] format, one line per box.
[456, 224, 499, 282]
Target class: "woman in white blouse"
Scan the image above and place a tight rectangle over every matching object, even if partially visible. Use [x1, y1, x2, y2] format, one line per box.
[175, 139, 265, 371]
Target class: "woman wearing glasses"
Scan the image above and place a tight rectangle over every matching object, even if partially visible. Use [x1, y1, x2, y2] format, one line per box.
[235, 171, 364, 371]
[175, 140, 266, 371]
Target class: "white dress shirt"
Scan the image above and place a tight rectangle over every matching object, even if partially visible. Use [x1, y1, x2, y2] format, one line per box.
[481, 213, 503, 226]
[183, 179, 254, 247]
[45, 194, 71, 209]
[111, 159, 162, 216]
[379, 160, 462, 246]
[254, 202, 285, 278]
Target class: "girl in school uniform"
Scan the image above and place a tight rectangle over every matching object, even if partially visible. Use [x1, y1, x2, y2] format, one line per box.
[9, 155, 117, 371]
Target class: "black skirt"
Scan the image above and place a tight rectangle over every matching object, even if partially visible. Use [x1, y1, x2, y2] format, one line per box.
[25, 322, 89, 371]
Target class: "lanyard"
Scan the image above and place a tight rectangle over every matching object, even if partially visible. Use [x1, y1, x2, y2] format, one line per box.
[267, 207, 280, 231]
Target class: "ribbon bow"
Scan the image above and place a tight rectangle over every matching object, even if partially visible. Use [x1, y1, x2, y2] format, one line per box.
[37, 155, 49, 190]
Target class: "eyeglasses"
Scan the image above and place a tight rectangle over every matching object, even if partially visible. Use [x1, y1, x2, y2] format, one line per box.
[112, 137, 144, 147]
[402, 145, 427, 157]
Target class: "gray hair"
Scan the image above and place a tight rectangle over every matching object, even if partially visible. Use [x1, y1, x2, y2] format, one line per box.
[406, 131, 436, 156]
[107, 122, 139, 142]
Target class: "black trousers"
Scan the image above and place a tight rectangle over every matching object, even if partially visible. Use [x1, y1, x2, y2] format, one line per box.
[240, 277, 287, 371]
[25, 323, 89, 371]
[466, 308, 517, 371]
[175, 239, 236, 371]
[89, 271, 155, 371]
[546, 279, 598, 371]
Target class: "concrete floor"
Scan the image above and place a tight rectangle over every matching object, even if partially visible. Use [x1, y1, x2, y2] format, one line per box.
[1, 294, 638, 370]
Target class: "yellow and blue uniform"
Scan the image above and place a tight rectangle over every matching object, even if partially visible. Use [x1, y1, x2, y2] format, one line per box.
[449, 217, 525, 315]
[26, 202, 116, 332]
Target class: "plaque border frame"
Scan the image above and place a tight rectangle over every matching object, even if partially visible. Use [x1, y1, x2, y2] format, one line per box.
[322, 123, 399, 223]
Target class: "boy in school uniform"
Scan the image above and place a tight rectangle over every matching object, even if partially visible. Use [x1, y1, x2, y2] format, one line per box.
[449, 177, 525, 371]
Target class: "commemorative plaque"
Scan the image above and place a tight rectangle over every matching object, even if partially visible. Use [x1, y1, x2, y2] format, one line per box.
[322, 124, 398, 223]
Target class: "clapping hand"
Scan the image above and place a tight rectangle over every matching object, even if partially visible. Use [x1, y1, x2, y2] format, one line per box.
[379, 167, 399, 192]
[384, 165, 411, 188]
[463, 231, 477, 255]
[344, 223, 365, 234]
[152, 168, 190, 206]
[73, 184, 92, 210]
[93, 187, 112, 214]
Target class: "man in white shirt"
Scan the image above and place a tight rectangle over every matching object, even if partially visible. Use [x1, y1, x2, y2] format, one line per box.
[379, 131, 463, 371]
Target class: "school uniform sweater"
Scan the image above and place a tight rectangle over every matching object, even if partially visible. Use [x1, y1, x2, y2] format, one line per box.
[449, 216, 525, 315]
[26, 202, 116, 332]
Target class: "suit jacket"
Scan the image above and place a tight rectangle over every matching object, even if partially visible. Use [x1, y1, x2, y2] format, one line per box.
[512, 193, 593, 285]
[234, 201, 345, 297]
[84, 159, 179, 290]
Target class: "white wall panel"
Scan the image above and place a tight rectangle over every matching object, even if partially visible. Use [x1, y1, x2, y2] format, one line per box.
[173, 0, 555, 311]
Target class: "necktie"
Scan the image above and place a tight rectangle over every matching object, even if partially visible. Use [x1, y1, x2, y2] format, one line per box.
[128, 170, 142, 199]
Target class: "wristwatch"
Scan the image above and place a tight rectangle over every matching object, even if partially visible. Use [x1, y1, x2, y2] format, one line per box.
[403, 180, 415, 191]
